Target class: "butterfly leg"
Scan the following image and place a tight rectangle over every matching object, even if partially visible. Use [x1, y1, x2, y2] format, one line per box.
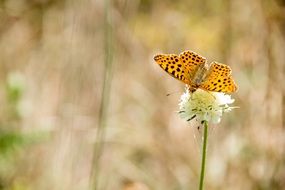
[186, 84, 197, 93]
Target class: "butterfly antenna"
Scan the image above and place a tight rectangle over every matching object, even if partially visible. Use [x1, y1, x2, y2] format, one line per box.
[166, 91, 181, 96]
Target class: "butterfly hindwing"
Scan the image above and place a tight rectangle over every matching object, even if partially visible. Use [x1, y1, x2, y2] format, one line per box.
[154, 54, 191, 84]
[200, 62, 238, 93]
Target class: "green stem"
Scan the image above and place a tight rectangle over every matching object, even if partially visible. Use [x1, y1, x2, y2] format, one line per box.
[199, 121, 208, 190]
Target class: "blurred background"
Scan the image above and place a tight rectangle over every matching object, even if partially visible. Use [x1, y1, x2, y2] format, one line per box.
[0, 0, 284, 189]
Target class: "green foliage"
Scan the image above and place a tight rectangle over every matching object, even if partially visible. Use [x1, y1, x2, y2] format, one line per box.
[0, 131, 25, 156]
[4, 72, 26, 120]
[6, 72, 25, 104]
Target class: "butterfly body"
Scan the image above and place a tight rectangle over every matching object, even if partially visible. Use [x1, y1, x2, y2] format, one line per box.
[191, 62, 208, 85]
[154, 50, 238, 93]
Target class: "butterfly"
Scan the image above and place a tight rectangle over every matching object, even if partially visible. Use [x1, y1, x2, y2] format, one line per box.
[154, 50, 238, 93]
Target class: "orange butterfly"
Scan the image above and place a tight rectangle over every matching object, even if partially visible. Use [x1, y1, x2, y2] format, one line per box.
[154, 50, 238, 93]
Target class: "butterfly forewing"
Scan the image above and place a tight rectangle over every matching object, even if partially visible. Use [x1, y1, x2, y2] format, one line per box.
[154, 50, 207, 86]
[154, 54, 191, 84]
[179, 51, 206, 80]
[200, 62, 238, 93]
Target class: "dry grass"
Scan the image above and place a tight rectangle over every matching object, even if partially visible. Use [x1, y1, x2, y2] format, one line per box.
[0, 0, 284, 190]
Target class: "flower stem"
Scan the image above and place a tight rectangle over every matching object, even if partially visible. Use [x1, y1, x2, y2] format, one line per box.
[199, 121, 208, 190]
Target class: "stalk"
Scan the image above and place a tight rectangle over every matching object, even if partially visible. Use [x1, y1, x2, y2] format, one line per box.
[199, 121, 208, 190]
[90, 0, 113, 189]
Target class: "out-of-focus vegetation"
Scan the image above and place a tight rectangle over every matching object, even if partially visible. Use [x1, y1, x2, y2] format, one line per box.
[0, 0, 284, 190]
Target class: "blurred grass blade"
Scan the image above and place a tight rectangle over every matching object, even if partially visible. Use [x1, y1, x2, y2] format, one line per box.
[90, 0, 113, 189]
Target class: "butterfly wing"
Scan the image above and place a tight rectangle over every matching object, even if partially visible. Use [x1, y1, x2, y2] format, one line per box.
[179, 50, 206, 80]
[154, 50, 206, 86]
[200, 62, 238, 93]
[154, 54, 191, 84]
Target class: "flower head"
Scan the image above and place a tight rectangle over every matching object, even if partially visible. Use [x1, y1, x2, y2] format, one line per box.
[179, 87, 236, 124]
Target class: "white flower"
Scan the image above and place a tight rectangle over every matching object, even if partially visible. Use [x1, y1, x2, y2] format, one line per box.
[178, 87, 236, 124]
